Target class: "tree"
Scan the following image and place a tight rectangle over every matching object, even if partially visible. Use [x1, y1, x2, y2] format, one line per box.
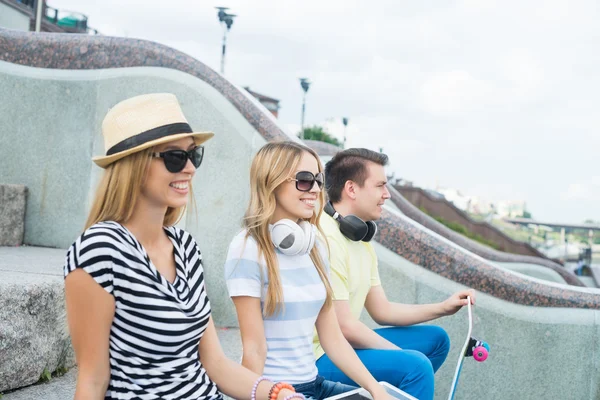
[521, 210, 532, 219]
[300, 125, 341, 147]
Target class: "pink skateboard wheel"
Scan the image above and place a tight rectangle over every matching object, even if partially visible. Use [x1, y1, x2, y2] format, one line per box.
[473, 346, 488, 362]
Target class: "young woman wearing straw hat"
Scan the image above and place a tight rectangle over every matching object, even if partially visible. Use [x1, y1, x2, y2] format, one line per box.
[64, 93, 303, 400]
[224, 141, 393, 400]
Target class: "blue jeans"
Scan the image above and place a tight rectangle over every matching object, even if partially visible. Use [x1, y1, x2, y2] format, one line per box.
[316, 325, 450, 400]
[292, 375, 357, 400]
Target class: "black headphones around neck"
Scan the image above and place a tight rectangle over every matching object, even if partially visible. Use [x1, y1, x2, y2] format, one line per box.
[324, 201, 377, 242]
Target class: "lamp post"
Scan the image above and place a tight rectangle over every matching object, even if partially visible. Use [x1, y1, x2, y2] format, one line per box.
[299, 78, 311, 140]
[33, 0, 44, 32]
[342, 117, 349, 148]
[216, 7, 236, 75]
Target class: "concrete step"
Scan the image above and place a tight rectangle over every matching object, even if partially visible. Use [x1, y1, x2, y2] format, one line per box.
[2, 369, 77, 400]
[3, 327, 242, 399]
[0, 246, 73, 393]
[0, 246, 243, 396]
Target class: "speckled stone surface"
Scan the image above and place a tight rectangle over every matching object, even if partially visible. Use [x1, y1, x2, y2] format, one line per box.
[386, 186, 586, 287]
[0, 27, 598, 310]
[0, 184, 27, 246]
[0, 247, 76, 393]
[376, 208, 600, 308]
[3, 328, 242, 400]
[395, 185, 553, 259]
[303, 139, 341, 156]
[0, 28, 288, 143]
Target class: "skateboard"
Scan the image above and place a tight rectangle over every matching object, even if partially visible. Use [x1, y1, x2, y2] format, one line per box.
[447, 296, 489, 400]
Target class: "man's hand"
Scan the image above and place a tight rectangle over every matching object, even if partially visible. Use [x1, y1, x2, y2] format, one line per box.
[440, 289, 476, 317]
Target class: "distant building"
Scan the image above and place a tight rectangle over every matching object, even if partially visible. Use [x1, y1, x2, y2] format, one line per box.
[432, 187, 526, 217]
[244, 87, 280, 118]
[0, 0, 98, 34]
[392, 177, 414, 187]
[434, 187, 484, 212]
[493, 200, 527, 218]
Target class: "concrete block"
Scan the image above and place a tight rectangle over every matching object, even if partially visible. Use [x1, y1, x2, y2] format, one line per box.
[0, 247, 75, 393]
[2, 328, 242, 399]
[0, 184, 27, 246]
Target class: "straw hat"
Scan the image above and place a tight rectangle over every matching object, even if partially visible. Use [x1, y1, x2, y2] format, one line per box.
[93, 93, 214, 168]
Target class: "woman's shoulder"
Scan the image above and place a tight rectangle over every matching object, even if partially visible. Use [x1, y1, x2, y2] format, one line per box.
[76, 221, 132, 248]
[165, 225, 192, 244]
[228, 228, 252, 244]
[226, 229, 259, 258]
[64, 221, 130, 282]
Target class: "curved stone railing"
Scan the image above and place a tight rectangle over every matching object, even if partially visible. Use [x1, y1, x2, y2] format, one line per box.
[0, 27, 593, 306]
[377, 208, 600, 307]
[304, 139, 341, 156]
[387, 186, 586, 287]
[395, 185, 550, 259]
[0, 28, 288, 143]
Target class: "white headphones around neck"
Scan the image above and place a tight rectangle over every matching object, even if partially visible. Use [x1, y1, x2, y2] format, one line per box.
[269, 219, 316, 256]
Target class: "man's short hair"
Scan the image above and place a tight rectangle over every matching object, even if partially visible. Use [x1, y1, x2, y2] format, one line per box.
[325, 148, 389, 203]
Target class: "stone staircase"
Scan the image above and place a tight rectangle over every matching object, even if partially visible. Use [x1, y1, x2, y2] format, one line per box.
[3, 328, 243, 399]
[0, 182, 244, 398]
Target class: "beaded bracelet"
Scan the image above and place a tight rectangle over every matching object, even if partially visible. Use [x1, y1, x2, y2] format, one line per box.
[283, 394, 306, 400]
[269, 382, 295, 400]
[251, 376, 269, 400]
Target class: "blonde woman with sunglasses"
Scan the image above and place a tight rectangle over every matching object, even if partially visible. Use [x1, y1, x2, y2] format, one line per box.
[63, 94, 301, 400]
[225, 141, 393, 400]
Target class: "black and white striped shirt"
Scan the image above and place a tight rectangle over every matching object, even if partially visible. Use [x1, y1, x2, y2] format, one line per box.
[64, 221, 222, 400]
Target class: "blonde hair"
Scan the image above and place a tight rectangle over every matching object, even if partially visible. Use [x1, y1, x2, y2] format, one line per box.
[244, 141, 333, 317]
[85, 147, 190, 230]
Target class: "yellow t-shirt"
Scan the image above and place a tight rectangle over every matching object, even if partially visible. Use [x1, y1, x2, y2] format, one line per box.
[313, 213, 381, 359]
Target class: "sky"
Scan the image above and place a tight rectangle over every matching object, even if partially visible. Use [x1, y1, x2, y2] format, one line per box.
[48, 0, 600, 223]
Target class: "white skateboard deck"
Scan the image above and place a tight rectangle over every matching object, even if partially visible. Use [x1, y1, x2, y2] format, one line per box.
[324, 381, 418, 400]
[447, 296, 473, 400]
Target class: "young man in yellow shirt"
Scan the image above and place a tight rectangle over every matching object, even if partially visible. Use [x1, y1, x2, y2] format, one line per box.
[313, 148, 475, 400]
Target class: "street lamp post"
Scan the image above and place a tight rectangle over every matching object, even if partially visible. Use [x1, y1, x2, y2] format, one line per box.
[33, 0, 44, 32]
[299, 78, 311, 140]
[216, 7, 236, 75]
[342, 117, 349, 148]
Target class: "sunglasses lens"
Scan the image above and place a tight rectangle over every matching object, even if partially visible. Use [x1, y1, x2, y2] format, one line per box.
[190, 146, 204, 168]
[160, 147, 204, 173]
[297, 180, 313, 191]
[315, 173, 324, 189]
[163, 151, 187, 173]
[296, 172, 315, 192]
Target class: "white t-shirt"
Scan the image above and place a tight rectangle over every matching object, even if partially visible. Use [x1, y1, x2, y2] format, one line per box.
[224, 230, 328, 384]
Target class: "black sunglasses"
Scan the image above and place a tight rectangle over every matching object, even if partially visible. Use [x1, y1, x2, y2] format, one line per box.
[152, 146, 205, 173]
[288, 171, 325, 192]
